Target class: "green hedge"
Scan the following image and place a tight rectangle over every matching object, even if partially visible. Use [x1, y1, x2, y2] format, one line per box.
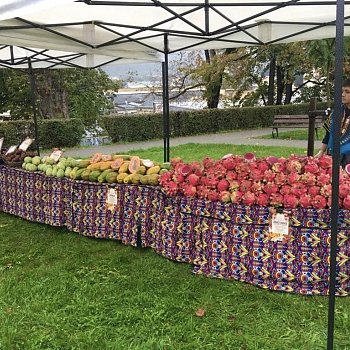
[0, 118, 84, 149]
[102, 103, 329, 142]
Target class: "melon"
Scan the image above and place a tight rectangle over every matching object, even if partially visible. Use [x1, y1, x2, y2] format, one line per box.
[137, 165, 146, 175]
[24, 156, 32, 164]
[76, 160, 90, 169]
[111, 158, 124, 170]
[89, 170, 102, 182]
[146, 165, 160, 175]
[106, 172, 118, 183]
[90, 153, 103, 164]
[81, 170, 91, 181]
[139, 175, 148, 185]
[113, 154, 131, 160]
[123, 174, 134, 184]
[117, 172, 128, 183]
[159, 168, 169, 175]
[65, 167, 72, 177]
[101, 154, 112, 161]
[45, 167, 53, 176]
[100, 161, 113, 171]
[128, 156, 141, 174]
[131, 174, 141, 184]
[57, 169, 65, 178]
[141, 159, 154, 168]
[118, 161, 130, 174]
[148, 174, 160, 185]
[32, 156, 41, 166]
[160, 162, 171, 170]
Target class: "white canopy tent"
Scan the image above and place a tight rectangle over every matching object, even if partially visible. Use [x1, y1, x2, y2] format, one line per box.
[1, 0, 349, 161]
[0, 45, 160, 69]
[0, 2, 349, 350]
[0, 1, 349, 53]
[0, 43, 160, 156]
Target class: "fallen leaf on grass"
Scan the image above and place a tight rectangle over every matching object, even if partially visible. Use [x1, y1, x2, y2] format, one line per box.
[195, 308, 206, 317]
[228, 315, 236, 322]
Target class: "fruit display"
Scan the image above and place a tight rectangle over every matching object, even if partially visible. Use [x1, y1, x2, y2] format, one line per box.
[73, 153, 170, 185]
[22, 155, 79, 175]
[159, 153, 350, 210]
[3, 149, 37, 166]
[21, 152, 171, 186]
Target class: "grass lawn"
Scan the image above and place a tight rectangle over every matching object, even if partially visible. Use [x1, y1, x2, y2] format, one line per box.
[256, 128, 326, 141]
[1, 144, 349, 350]
[126, 143, 308, 163]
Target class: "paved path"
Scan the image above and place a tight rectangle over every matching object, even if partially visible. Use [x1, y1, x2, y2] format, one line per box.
[60, 127, 322, 158]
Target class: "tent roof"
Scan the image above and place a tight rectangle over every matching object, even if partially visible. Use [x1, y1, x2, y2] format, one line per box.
[0, 0, 349, 59]
[0, 45, 159, 69]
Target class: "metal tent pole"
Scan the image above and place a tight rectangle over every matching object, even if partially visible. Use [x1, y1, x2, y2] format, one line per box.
[327, 1, 344, 349]
[162, 33, 170, 162]
[28, 57, 40, 156]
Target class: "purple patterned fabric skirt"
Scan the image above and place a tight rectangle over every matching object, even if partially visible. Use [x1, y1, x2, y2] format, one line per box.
[1, 165, 350, 296]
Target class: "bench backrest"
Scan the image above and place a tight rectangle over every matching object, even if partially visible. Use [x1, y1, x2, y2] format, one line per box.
[273, 114, 324, 127]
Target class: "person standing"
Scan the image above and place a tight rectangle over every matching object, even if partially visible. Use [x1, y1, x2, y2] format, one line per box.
[315, 78, 350, 167]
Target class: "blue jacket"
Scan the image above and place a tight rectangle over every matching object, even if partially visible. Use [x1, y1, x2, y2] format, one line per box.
[327, 105, 350, 155]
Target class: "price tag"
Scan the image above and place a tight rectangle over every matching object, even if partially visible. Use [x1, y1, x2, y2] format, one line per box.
[49, 149, 63, 162]
[268, 212, 290, 242]
[0, 137, 3, 151]
[106, 188, 118, 211]
[19, 137, 33, 151]
[5, 145, 17, 155]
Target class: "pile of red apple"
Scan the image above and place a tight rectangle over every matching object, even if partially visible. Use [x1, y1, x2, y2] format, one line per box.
[159, 153, 350, 210]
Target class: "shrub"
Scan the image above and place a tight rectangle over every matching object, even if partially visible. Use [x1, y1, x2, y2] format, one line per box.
[38, 119, 85, 149]
[0, 118, 84, 149]
[102, 103, 328, 142]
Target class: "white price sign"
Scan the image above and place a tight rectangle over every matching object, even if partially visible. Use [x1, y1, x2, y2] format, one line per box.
[19, 137, 33, 151]
[49, 149, 63, 162]
[269, 212, 290, 242]
[5, 145, 17, 155]
[106, 188, 118, 211]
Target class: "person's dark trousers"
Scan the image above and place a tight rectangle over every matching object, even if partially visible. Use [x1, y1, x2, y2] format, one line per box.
[340, 153, 350, 168]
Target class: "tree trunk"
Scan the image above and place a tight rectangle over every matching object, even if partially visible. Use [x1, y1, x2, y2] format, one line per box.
[276, 65, 284, 105]
[60, 89, 69, 118]
[267, 55, 276, 105]
[284, 82, 293, 104]
[206, 74, 223, 108]
[204, 48, 237, 109]
[204, 49, 211, 64]
[36, 70, 53, 118]
[35, 70, 69, 119]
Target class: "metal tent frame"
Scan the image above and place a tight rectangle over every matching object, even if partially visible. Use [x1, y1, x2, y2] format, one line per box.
[0, 44, 161, 155]
[0, 1, 348, 349]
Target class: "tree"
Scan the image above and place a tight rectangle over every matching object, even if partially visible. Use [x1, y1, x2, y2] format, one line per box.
[0, 69, 32, 119]
[0, 68, 120, 127]
[166, 49, 241, 109]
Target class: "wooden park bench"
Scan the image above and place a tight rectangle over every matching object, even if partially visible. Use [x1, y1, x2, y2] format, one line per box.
[272, 114, 324, 138]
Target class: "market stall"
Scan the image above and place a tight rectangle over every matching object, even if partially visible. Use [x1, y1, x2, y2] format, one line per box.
[1, 150, 350, 297]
